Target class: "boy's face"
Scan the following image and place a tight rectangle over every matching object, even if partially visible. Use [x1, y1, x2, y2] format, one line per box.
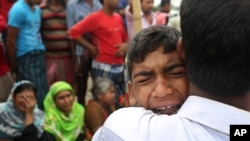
[128, 47, 188, 115]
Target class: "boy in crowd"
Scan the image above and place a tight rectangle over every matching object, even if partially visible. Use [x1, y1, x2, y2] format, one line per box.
[93, 0, 250, 140]
[126, 25, 188, 115]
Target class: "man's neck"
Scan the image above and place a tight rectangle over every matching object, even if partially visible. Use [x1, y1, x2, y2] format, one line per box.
[50, 0, 61, 5]
[25, 0, 35, 10]
[189, 82, 250, 111]
[49, 0, 64, 11]
[102, 6, 114, 16]
[85, 0, 93, 7]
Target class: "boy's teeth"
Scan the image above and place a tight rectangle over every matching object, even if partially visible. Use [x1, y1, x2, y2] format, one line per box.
[152, 104, 181, 115]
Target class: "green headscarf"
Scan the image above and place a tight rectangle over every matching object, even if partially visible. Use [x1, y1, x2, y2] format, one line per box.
[43, 81, 84, 141]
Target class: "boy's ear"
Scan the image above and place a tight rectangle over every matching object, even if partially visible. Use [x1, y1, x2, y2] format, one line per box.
[128, 81, 136, 106]
[177, 37, 186, 60]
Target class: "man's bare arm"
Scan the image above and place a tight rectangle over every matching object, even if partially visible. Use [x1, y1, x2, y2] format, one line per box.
[74, 37, 98, 58]
[6, 26, 19, 74]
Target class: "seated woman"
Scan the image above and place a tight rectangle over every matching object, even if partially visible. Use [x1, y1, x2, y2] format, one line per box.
[0, 80, 44, 141]
[43, 81, 85, 141]
[85, 77, 116, 138]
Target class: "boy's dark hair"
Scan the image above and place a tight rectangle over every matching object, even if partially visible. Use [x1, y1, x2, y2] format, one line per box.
[127, 25, 181, 81]
[180, 0, 250, 97]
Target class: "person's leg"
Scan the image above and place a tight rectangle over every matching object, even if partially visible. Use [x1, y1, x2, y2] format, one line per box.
[61, 57, 77, 92]
[92, 62, 126, 109]
[76, 56, 92, 106]
[45, 57, 56, 87]
[108, 65, 126, 108]
[0, 72, 14, 102]
[17, 50, 49, 110]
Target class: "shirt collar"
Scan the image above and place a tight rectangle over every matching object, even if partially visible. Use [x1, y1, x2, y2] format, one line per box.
[178, 96, 250, 135]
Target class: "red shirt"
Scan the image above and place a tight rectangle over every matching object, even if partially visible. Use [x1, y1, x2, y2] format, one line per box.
[0, 15, 7, 32]
[0, 44, 9, 76]
[0, 0, 15, 22]
[69, 10, 128, 64]
[0, 15, 9, 76]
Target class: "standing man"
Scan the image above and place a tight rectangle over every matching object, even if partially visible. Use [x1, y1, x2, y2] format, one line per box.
[0, 15, 14, 102]
[41, 0, 76, 91]
[125, 0, 156, 41]
[66, 0, 102, 106]
[69, 0, 128, 108]
[7, 0, 48, 110]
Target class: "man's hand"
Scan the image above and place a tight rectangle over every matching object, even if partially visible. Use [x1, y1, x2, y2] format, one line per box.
[89, 45, 98, 58]
[115, 42, 128, 57]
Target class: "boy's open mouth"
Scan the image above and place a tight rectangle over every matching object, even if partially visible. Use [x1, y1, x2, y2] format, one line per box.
[152, 104, 181, 115]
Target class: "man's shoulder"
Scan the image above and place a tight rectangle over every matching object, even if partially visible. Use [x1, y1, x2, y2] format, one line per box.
[9, 1, 24, 12]
[67, 0, 78, 6]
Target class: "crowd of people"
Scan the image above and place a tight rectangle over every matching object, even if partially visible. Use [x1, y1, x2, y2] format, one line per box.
[1, 0, 249, 141]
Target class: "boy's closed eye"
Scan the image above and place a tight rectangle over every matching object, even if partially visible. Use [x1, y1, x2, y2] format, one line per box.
[133, 71, 154, 85]
[165, 64, 186, 77]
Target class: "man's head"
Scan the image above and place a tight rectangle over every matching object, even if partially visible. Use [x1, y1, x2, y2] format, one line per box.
[180, 0, 250, 98]
[141, 0, 154, 15]
[100, 0, 119, 11]
[127, 26, 188, 115]
[29, 0, 42, 5]
[160, 0, 171, 13]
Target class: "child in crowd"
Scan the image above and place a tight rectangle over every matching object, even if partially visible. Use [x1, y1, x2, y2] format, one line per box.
[126, 25, 189, 115]
[0, 80, 44, 141]
[92, 25, 189, 140]
[85, 77, 116, 139]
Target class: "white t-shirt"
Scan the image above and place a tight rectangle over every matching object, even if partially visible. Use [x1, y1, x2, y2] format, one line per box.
[92, 96, 250, 141]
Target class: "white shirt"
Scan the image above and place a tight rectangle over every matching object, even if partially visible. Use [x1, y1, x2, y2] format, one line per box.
[92, 96, 250, 141]
[125, 5, 156, 41]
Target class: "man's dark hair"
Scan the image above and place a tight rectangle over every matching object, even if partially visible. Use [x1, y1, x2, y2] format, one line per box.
[127, 25, 181, 81]
[180, 0, 250, 97]
[160, 0, 170, 7]
[100, 0, 103, 5]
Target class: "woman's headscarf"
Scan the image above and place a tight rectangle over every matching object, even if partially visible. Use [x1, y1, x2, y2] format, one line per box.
[43, 81, 84, 141]
[0, 80, 44, 139]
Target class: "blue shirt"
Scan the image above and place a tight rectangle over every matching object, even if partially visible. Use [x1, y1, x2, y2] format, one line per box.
[8, 0, 44, 57]
[66, 0, 102, 56]
[117, 0, 128, 10]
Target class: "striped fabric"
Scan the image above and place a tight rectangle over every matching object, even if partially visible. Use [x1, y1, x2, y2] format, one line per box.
[92, 60, 125, 96]
[17, 50, 49, 110]
[41, 7, 71, 57]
